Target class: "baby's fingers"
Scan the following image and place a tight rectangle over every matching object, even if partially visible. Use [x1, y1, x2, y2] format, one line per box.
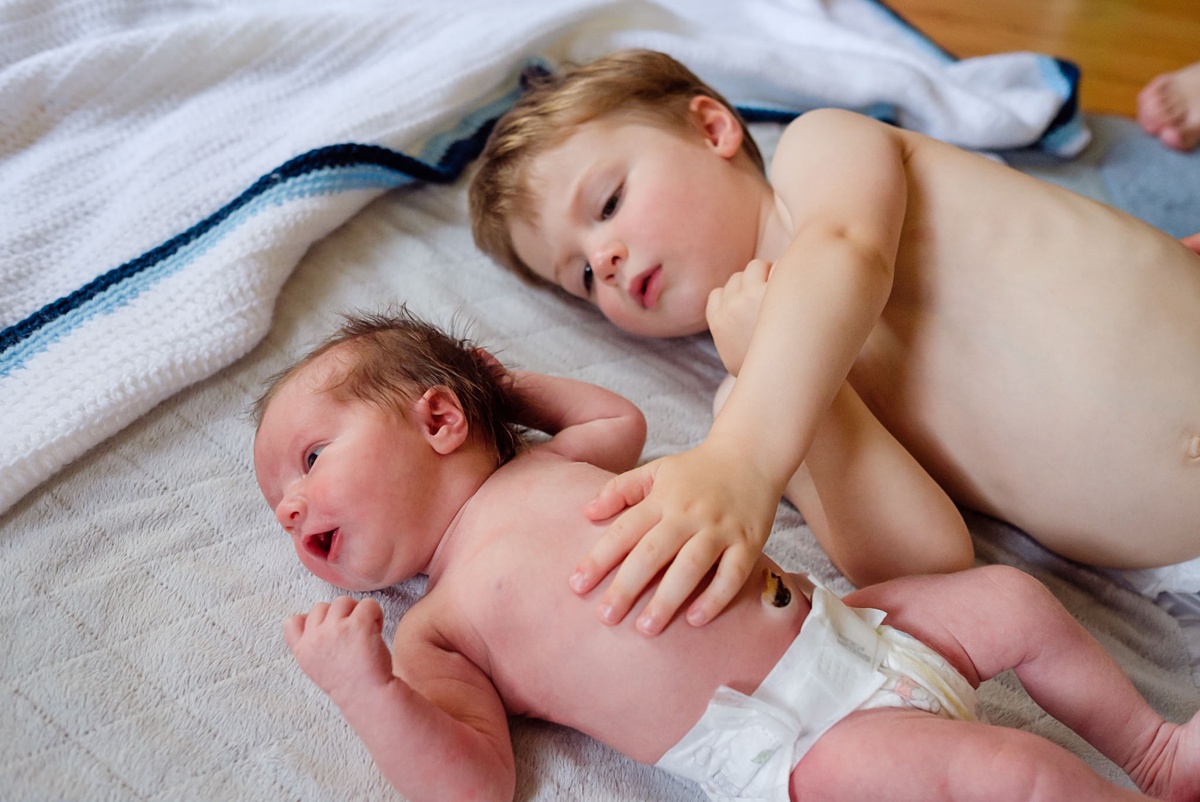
[684, 546, 757, 628]
[283, 613, 307, 650]
[633, 535, 724, 636]
[349, 597, 384, 629]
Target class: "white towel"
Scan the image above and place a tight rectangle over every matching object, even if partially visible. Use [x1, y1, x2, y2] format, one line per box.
[0, 0, 1086, 515]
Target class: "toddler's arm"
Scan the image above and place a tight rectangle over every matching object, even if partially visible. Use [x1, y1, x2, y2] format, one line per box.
[284, 597, 514, 802]
[574, 109, 911, 635]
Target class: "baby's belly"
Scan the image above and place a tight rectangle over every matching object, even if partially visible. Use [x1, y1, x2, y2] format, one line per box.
[489, 561, 810, 765]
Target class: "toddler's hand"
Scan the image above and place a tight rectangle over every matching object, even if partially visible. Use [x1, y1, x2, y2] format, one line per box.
[284, 596, 394, 706]
[706, 259, 772, 376]
[573, 436, 779, 635]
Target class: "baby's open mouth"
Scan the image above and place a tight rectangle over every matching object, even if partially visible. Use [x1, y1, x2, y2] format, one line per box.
[304, 528, 339, 560]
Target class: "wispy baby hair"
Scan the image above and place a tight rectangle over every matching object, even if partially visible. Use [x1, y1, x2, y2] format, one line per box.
[468, 49, 763, 285]
[253, 306, 523, 465]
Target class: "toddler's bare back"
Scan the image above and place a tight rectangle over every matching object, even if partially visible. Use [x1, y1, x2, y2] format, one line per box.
[836, 126, 1200, 566]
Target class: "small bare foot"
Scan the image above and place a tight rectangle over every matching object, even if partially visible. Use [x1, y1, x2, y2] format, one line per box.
[1138, 62, 1200, 152]
[1183, 232, 1200, 256]
[1129, 713, 1200, 802]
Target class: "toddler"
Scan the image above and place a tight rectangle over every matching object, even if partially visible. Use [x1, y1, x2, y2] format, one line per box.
[468, 49, 1200, 635]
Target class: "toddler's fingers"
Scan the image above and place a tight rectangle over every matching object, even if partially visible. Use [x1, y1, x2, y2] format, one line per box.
[584, 464, 656, 522]
[705, 286, 724, 320]
[597, 519, 686, 626]
[634, 535, 724, 637]
[571, 502, 661, 595]
[744, 259, 772, 281]
[685, 546, 757, 627]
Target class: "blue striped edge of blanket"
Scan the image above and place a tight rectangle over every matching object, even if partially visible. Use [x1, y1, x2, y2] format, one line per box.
[0, 91, 517, 377]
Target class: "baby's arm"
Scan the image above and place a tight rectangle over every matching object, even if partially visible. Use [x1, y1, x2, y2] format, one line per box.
[284, 598, 514, 802]
[577, 109, 910, 634]
[502, 365, 647, 474]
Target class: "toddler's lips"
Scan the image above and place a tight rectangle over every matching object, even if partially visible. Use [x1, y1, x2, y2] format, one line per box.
[629, 265, 663, 309]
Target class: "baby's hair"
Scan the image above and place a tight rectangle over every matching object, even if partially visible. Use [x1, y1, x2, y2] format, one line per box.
[468, 49, 763, 285]
[253, 306, 524, 466]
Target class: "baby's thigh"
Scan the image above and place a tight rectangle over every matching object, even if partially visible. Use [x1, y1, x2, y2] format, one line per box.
[790, 708, 1136, 802]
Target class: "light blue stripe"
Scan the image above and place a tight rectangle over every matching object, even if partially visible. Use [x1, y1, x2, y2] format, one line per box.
[1035, 55, 1072, 101]
[0, 164, 415, 376]
[2, 83, 522, 377]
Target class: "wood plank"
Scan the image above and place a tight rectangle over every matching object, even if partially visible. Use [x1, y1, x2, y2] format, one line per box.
[884, 0, 1200, 117]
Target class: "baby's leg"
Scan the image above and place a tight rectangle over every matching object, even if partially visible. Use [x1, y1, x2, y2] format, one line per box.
[846, 566, 1200, 801]
[791, 709, 1149, 801]
[1138, 62, 1200, 152]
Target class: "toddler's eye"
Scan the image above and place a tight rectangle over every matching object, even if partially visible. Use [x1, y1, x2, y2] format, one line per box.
[600, 187, 621, 220]
[582, 263, 594, 294]
[305, 446, 324, 471]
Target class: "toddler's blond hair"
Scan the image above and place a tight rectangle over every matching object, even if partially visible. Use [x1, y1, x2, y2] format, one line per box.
[468, 49, 763, 286]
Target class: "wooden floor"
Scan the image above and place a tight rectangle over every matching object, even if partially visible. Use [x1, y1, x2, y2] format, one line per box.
[884, 0, 1200, 118]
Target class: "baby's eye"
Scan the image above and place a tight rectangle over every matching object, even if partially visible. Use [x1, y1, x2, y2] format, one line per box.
[582, 263, 594, 295]
[305, 445, 324, 471]
[600, 186, 621, 220]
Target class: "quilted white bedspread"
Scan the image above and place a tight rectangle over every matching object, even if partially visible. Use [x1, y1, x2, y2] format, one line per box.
[3, 1, 1196, 800]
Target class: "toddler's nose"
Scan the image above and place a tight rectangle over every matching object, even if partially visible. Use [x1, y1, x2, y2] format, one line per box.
[590, 240, 627, 286]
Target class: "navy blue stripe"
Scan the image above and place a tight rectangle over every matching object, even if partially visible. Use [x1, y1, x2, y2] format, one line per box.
[0, 119, 500, 355]
[1040, 58, 1083, 144]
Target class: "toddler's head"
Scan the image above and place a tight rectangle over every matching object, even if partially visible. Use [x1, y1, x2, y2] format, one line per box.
[469, 49, 763, 288]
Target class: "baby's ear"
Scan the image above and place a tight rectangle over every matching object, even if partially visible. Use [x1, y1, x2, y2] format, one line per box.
[416, 387, 471, 455]
[690, 95, 743, 159]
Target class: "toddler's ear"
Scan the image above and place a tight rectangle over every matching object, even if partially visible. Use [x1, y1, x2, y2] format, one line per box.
[689, 95, 743, 159]
[416, 387, 470, 455]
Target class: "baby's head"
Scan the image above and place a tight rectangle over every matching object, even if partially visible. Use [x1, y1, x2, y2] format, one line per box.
[254, 309, 522, 464]
[252, 308, 523, 590]
[469, 50, 765, 337]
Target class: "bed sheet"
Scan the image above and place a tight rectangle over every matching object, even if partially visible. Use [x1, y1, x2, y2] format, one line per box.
[3, 117, 1199, 801]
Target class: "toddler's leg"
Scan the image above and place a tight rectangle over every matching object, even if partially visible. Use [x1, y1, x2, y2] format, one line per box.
[846, 566, 1200, 801]
[791, 710, 1150, 801]
[1138, 62, 1200, 152]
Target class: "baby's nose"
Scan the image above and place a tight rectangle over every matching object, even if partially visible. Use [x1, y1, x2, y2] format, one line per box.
[275, 494, 305, 533]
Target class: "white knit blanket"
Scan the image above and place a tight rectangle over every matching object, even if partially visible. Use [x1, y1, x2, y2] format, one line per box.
[0, 0, 1088, 516]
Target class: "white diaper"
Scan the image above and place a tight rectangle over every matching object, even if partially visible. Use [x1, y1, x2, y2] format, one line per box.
[655, 580, 982, 802]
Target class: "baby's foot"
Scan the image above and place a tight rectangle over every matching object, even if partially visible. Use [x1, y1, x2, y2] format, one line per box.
[1138, 62, 1200, 152]
[1129, 713, 1200, 802]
